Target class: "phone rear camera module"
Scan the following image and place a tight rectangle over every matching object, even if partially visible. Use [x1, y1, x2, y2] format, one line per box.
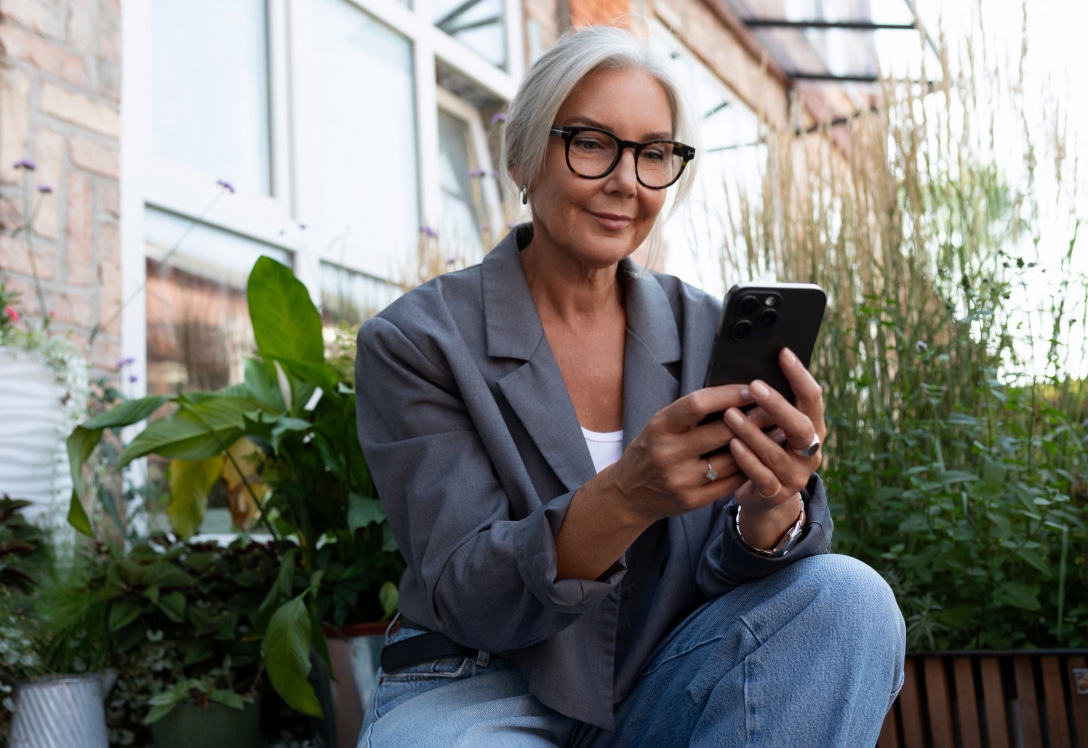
[759, 309, 779, 327]
[731, 319, 753, 339]
[738, 295, 759, 315]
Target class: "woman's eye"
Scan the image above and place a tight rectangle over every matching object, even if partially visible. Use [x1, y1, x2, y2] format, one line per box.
[572, 136, 606, 151]
[641, 145, 670, 162]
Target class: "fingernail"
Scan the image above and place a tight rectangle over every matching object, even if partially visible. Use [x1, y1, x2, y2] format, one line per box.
[724, 408, 744, 427]
[739, 386, 751, 402]
[782, 348, 798, 365]
[751, 381, 770, 399]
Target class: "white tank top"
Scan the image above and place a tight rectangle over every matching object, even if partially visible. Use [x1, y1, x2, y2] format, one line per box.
[581, 427, 624, 473]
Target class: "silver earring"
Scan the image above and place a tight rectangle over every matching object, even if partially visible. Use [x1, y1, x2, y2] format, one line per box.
[520, 185, 528, 205]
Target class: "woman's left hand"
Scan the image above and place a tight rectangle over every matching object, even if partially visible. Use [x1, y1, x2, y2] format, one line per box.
[723, 347, 826, 549]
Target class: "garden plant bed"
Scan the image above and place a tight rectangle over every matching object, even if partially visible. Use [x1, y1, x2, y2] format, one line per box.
[878, 650, 1088, 747]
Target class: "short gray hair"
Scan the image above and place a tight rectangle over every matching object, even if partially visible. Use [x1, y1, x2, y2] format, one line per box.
[502, 22, 698, 253]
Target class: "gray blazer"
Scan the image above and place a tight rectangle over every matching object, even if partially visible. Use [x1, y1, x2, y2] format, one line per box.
[355, 225, 832, 729]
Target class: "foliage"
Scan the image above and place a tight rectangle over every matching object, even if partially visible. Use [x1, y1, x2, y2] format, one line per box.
[0, 496, 49, 594]
[67, 256, 404, 716]
[718, 17, 1088, 649]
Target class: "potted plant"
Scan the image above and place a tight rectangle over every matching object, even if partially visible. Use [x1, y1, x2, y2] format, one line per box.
[67, 256, 404, 728]
[79, 533, 283, 747]
[0, 497, 114, 748]
[1, 160, 91, 532]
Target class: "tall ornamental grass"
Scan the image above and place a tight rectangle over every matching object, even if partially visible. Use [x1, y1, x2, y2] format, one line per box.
[719, 12, 1087, 650]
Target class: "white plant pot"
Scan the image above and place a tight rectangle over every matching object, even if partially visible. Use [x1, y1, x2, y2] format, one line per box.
[0, 347, 77, 527]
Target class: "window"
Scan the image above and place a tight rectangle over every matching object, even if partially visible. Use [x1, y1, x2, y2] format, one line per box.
[652, 23, 767, 297]
[130, 0, 519, 405]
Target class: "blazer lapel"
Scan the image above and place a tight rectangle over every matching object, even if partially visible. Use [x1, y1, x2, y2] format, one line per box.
[482, 230, 684, 491]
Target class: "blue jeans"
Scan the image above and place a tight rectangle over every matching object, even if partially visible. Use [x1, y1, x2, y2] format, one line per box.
[358, 554, 905, 747]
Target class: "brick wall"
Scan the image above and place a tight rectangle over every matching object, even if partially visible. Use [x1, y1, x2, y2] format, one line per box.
[569, 0, 630, 27]
[0, 0, 122, 372]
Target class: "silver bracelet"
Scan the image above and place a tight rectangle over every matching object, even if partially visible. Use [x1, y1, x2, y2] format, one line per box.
[735, 494, 806, 557]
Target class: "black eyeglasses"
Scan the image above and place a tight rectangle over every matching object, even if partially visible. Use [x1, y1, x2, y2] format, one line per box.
[549, 126, 696, 189]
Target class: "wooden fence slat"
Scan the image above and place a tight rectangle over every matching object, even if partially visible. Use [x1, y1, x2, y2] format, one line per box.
[1014, 655, 1044, 746]
[980, 657, 1010, 748]
[877, 702, 901, 748]
[898, 658, 927, 748]
[952, 657, 981, 746]
[924, 657, 956, 746]
[1069, 655, 1088, 746]
[1040, 656, 1070, 746]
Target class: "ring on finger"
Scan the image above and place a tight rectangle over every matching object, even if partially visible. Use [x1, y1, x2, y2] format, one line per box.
[705, 460, 718, 482]
[757, 480, 781, 499]
[792, 433, 821, 458]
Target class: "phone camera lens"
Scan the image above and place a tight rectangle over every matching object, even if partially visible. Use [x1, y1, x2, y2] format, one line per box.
[738, 296, 759, 315]
[759, 309, 778, 327]
[731, 320, 753, 339]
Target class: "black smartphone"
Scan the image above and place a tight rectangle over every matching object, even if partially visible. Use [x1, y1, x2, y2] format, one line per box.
[702, 282, 827, 404]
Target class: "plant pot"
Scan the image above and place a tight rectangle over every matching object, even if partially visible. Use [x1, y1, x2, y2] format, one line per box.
[0, 348, 75, 527]
[8, 673, 113, 748]
[149, 698, 261, 748]
[315, 622, 387, 748]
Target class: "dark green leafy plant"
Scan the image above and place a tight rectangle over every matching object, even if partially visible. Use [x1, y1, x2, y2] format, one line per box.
[0, 496, 49, 594]
[67, 256, 404, 716]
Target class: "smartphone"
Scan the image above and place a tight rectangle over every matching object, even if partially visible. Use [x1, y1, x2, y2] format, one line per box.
[702, 282, 827, 405]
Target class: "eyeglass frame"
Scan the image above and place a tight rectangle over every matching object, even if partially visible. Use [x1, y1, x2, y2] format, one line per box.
[548, 125, 696, 189]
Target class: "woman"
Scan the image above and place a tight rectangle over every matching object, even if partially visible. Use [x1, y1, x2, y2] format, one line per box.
[355, 22, 904, 747]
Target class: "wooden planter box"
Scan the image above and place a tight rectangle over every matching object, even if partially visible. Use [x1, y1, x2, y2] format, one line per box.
[879, 650, 1088, 747]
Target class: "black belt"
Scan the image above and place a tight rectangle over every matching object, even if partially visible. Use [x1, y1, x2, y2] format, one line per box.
[380, 630, 478, 673]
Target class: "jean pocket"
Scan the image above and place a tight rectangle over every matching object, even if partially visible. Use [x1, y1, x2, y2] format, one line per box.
[368, 628, 483, 720]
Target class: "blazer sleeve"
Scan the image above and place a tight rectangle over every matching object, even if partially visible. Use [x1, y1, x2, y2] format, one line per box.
[355, 313, 623, 653]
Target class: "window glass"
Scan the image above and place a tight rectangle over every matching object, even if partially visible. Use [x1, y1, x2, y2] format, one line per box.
[150, 0, 272, 196]
[653, 26, 766, 296]
[433, 0, 507, 69]
[320, 262, 402, 330]
[312, 0, 419, 281]
[437, 109, 487, 262]
[144, 208, 290, 395]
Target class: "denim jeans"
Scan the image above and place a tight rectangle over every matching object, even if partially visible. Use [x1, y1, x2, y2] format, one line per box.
[358, 554, 906, 747]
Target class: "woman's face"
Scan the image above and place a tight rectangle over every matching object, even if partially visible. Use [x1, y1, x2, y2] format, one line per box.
[524, 66, 674, 272]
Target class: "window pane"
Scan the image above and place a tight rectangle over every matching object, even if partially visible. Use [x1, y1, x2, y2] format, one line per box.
[150, 0, 272, 196]
[437, 109, 486, 262]
[433, 0, 506, 69]
[312, 1, 418, 280]
[144, 208, 289, 395]
[320, 262, 402, 329]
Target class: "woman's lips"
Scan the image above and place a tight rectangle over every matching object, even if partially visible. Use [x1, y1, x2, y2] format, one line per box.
[588, 211, 632, 230]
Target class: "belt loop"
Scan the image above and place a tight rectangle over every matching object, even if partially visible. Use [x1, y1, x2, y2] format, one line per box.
[385, 611, 402, 640]
[476, 650, 490, 667]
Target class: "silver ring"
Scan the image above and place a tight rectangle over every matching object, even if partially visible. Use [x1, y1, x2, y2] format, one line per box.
[705, 460, 718, 482]
[792, 433, 821, 458]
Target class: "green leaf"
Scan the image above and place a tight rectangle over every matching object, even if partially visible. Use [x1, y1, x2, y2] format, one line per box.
[65, 425, 104, 535]
[83, 394, 173, 430]
[998, 581, 1040, 611]
[108, 599, 142, 632]
[937, 470, 979, 486]
[380, 580, 399, 620]
[119, 398, 257, 465]
[167, 456, 225, 539]
[248, 256, 324, 365]
[264, 593, 323, 716]
[158, 590, 187, 623]
[348, 494, 385, 532]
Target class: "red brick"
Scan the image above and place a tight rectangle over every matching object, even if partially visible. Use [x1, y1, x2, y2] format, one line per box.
[33, 126, 64, 240]
[40, 82, 120, 138]
[66, 171, 94, 285]
[0, 23, 85, 86]
[0, 0, 64, 40]
[0, 68, 32, 185]
[99, 179, 119, 219]
[569, 0, 630, 27]
[97, 0, 120, 61]
[51, 287, 94, 328]
[70, 134, 119, 179]
[0, 236, 55, 281]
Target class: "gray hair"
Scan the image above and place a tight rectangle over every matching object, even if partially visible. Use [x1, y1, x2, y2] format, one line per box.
[502, 22, 699, 258]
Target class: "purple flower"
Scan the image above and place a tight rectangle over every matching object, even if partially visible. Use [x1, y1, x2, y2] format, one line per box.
[446, 255, 458, 265]
[298, 223, 307, 231]
[117, 357, 136, 369]
[128, 374, 139, 384]
[468, 168, 488, 178]
[419, 225, 439, 239]
[13, 159, 37, 171]
[216, 179, 235, 193]
[37, 184, 53, 194]
[490, 113, 508, 126]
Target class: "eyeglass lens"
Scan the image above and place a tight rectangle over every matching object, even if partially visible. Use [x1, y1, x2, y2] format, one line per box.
[566, 129, 684, 188]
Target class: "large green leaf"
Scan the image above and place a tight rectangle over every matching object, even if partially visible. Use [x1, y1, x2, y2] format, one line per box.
[66, 425, 103, 535]
[167, 456, 225, 539]
[264, 593, 323, 716]
[83, 394, 173, 430]
[119, 398, 257, 465]
[348, 494, 385, 532]
[248, 256, 324, 365]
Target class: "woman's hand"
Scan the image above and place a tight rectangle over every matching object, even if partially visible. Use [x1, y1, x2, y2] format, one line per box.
[724, 347, 825, 549]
